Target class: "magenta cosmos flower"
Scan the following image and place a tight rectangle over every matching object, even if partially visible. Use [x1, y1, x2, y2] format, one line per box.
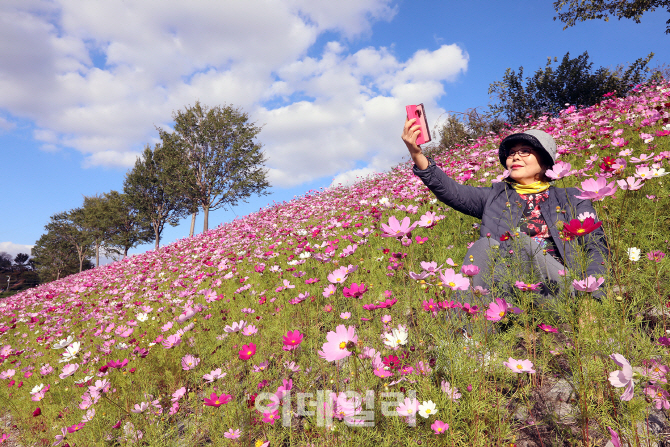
[282, 330, 304, 347]
[238, 343, 257, 361]
[514, 281, 542, 292]
[537, 323, 558, 333]
[431, 420, 449, 434]
[343, 282, 368, 298]
[439, 268, 470, 291]
[380, 216, 418, 238]
[203, 392, 232, 407]
[503, 358, 535, 374]
[317, 325, 358, 362]
[608, 353, 634, 401]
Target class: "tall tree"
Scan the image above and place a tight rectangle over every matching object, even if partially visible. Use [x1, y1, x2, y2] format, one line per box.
[82, 193, 119, 267]
[123, 143, 191, 250]
[32, 230, 92, 282]
[103, 190, 155, 258]
[13, 253, 29, 270]
[44, 209, 94, 273]
[553, 0, 670, 34]
[159, 102, 271, 233]
[488, 51, 655, 124]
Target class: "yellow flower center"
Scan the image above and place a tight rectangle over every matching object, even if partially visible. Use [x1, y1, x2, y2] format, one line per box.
[517, 364, 523, 369]
[247, 351, 252, 355]
[499, 311, 505, 317]
[576, 229, 585, 234]
[426, 409, 432, 414]
[339, 342, 347, 349]
[448, 282, 455, 287]
[215, 400, 220, 404]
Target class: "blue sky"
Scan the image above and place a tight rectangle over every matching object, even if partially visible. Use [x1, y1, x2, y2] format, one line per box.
[1, 0, 668, 262]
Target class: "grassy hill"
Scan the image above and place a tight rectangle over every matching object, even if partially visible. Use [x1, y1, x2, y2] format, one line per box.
[1, 81, 670, 446]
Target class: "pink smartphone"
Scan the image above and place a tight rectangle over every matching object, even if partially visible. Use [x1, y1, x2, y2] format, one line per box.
[406, 104, 431, 145]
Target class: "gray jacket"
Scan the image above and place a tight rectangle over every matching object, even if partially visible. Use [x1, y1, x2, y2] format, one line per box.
[413, 157, 608, 281]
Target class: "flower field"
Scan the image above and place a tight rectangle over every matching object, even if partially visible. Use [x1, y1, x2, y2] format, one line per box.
[1, 81, 670, 446]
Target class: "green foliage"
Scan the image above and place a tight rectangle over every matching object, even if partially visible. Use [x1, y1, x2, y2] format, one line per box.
[123, 143, 192, 250]
[13, 253, 29, 267]
[159, 101, 271, 233]
[31, 222, 93, 282]
[553, 0, 670, 34]
[103, 190, 155, 259]
[434, 108, 509, 154]
[488, 51, 655, 124]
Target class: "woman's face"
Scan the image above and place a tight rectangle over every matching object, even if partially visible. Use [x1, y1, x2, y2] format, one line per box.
[505, 143, 544, 185]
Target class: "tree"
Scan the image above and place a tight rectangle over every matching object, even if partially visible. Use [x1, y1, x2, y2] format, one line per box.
[44, 209, 94, 273]
[435, 108, 508, 153]
[82, 193, 119, 267]
[32, 230, 92, 282]
[159, 102, 271, 233]
[103, 190, 155, 258]
[13, 253, 29, 270]
[0, 252, 11, 272]
[488, 51, 655, 125]
[123, 143, 191, 250]
[553, 0, 670, 34]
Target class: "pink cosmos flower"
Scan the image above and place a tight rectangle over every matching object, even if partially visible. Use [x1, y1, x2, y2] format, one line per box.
[537, 323, 558, 333]
[431, 420, 449, 434]
[409, 270, 431, 280]
[171, 387, 186, 402]
[131, 402, 149, 413]
[575, 176, 617, 201]
[395, 397, 419, 418]
[608, 427, 622, 447]
[322, 284, 337, 298]
[617, 176, 644, 191]
[162, 334, 182, 349]
[630, 152, 655, 163]
[439, 268, 470, 291]
[327, 267, 349, 284]
[53, 427, 68, 446]
[373, 368, 393, 378]
[643, 360, 668, 383]
[460, 264, 480, 276]
[572, 276, 605, 292]
[262, 410, 280, 425]
[340, 312, 351, 319]
[503, 358, 535, 374]
[223, 429, 241, 439]
[59, 363, 79, 379]
[545, 160, 572, 180]
[203, 368, 226, 382]
[611, 137, 628, 147]
[317, 325, 358, 362]
[381, 216, 418, 238]
[181, 354, 200, 371]
[417, 211, 438, 228]
[515, 281, 542, 292]
[485, 298, 521, 321]
[644, 385, 670, 410]
[242, 325, 258, 336]
[223, 320, 246, 333]
[440, 380, 461, 401]
[608, 353, 634, 401]
[635, 165, 653, 180]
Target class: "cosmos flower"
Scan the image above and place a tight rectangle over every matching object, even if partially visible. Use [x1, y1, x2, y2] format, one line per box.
[608, 353, 634, 401]
[318, 325, 357, 362]
[503, 358, 535, 374]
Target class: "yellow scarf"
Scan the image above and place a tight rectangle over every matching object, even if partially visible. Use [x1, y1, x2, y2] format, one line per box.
[510, 181, 551, 195]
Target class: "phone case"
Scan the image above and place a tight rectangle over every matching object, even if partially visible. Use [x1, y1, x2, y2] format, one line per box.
[406, 104, 432, 145]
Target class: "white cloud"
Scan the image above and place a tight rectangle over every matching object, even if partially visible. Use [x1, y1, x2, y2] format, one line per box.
[0, 0, 467, 184]
[330, 167, 377, 187]
[0, 117, 14, 132]
[0, 242, 34, 259]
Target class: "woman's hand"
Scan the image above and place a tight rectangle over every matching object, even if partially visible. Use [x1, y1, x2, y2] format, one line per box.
[402, 118, 429, 170]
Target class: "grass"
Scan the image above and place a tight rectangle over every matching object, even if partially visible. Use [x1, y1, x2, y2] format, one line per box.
[0, 81, 669, 446]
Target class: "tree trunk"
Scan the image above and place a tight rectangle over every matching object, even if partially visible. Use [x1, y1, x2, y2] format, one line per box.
[154, 223, 160, 250]
[123, 246, 129, 259]
[203, 206, 209, 233]
[189, 212, 196, 237]
[95, 240, 100, 267]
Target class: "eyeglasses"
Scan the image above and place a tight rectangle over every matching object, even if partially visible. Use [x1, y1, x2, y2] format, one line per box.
[506, 148, 533, 158]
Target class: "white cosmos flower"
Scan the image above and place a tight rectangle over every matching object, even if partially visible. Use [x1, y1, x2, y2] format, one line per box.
[59, 342, 81, 363]
[74, 375, 93, 384]
[136, 313, 148, 322]
[51, 336, 74, 349]
[383, 327, 408, 348]
[30, 383, 45, 394]
[418, 400, 438, 418]
[628, 247, 641, 262]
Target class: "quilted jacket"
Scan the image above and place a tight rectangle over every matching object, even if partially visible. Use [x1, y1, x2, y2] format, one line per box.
[413, 157, 609, 282]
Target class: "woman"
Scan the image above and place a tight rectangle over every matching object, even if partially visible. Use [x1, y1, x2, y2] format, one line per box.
[402, 118, 608, 301]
